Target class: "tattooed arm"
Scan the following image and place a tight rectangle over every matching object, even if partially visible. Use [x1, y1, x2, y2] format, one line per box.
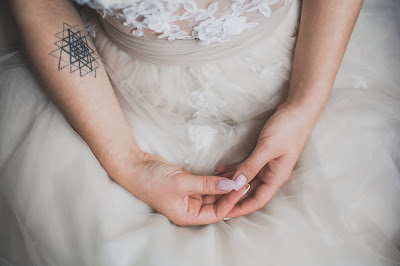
[8, 0, 246, 226]
[8, 0, 143, 181]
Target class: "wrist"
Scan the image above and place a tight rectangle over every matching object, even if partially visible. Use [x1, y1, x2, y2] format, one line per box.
[281, 97, 326, 129]
[275, 100, 321, 141]
[100, 140, 145, 184]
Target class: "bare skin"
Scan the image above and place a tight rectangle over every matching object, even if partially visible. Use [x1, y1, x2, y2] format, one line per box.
[8, 0, 364, 225]
[213, 0, 364, 218]
[8, 0, 247, 226]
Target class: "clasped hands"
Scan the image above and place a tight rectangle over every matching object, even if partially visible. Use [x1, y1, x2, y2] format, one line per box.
[124, 101, 313, 226]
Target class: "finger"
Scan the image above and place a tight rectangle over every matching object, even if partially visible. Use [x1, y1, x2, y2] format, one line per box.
[202, 194, 217, 205]
[205, 181, 251, 205]
[214, 163, 238, 174]
[227, 155, 295, 218]
[180, 174, 236, 195]
[231, 142, 277, 189]
[237, 179, 260, 203]
[225, 182, 280, 218]
[213, 193, 224, 204]
[194, 185, 249, 225]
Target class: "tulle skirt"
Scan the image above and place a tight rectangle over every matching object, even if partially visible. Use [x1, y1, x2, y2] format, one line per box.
[1, 0, 400, 265]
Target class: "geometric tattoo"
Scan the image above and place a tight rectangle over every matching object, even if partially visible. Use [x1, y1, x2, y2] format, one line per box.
[49, 22, 99, 78]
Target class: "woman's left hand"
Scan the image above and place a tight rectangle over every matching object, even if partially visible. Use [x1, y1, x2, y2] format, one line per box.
[213, 101, 317, 218]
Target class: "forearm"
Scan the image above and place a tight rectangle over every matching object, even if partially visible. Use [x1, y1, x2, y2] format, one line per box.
[9, 0, 142, 182]
[285, 0, 363, 127]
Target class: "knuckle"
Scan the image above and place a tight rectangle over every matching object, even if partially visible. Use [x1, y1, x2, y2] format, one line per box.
[267, 159, 279, 173]
[258, 135, 273, 149]
[254, 196, 266, 211]
[268, 170, 279, 181]
[213, 204, 221, 220]
[173, 216, 189, 227]
[175, 221, 186, 227]
[258, 139, 277, 158]
[243, 160, 260, 176]
[203, 178, 212, 194]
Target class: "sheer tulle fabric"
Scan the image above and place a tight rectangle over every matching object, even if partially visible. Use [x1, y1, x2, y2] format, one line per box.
[91, 0, 297, 174]
[1, 0, 400, 265]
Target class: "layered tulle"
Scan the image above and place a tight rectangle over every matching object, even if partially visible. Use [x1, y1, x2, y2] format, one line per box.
[1, 0, 400, 265]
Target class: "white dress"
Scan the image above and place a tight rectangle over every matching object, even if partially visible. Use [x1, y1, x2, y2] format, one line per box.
[1, 0, 400, 265]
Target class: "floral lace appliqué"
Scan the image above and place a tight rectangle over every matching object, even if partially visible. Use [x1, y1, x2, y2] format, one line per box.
[188, 125, 218, 150]
[92, 0, 287, 45]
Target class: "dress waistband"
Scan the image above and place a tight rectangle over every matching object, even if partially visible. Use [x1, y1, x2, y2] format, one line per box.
[100, 0, 297, 66]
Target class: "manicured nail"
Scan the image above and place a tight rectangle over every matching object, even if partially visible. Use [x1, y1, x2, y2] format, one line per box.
[223, 217, 231, 221]
[233, 174, 247, 191]
[218, 179, 235, 191]
[242, 184, 251, 197]
[213, 170, 220, 174]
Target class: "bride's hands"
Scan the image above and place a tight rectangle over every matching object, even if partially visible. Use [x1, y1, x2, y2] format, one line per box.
[119, 152, 249, 226]
[214, 101, 316, 218]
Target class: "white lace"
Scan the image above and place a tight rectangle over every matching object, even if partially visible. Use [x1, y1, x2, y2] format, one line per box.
[188, 125, 218, 150]
[74, 0, 292, 45]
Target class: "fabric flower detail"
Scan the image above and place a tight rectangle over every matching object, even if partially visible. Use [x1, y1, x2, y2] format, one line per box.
[146, 16, 177, 33]
[222, 16, 258, 35]
[193, 15, 259, 45]
[188, 125, 218, 150]
[86, 0, 291, 44]
[189, 90, 227, 119]
[195, 2, 219, 21]
[180, 1, 198, 19]
[193, 19, 227, 45]
[258, 2, 272, 17]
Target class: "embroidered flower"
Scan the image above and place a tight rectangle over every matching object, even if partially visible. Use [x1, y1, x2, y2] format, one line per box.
[189, 90, 227, 118]
[85, 0, 291, 44]
[223, 16, 257, 35]
[193, 15, 258, 45]
[258, 2, 272, 17]
[188, 125, 218, 150]
[146, 16, 177, 33]
[193, 19, 227, 45]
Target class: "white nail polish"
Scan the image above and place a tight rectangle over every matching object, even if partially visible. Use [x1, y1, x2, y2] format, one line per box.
[223, 217, 231, 221]
[242, 184, 251, 197]
[233, 174, 247, 191]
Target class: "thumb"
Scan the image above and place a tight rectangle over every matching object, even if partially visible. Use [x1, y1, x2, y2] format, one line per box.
[183, 174, 238, 195]
[233, 143, 276, 186]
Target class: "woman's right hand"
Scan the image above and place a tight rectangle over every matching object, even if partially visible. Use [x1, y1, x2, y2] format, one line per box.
[117, 151, 249, 226]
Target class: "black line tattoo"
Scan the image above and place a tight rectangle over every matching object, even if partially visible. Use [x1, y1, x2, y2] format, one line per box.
[49, 22, 99, 78]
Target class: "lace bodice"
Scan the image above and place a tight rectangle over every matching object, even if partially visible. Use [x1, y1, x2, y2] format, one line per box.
[74, 0, 293, 45]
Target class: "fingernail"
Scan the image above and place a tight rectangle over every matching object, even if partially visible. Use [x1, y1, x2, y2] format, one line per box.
[218, 179, 235, 191]
[242, 184, 251, 197]
[233, 174, 247, 191]
[213, 170, 220, 174]
[223, 217, 231, 221]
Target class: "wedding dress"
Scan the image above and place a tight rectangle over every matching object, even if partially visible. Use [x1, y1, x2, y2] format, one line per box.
[1, 0, 400, 265]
